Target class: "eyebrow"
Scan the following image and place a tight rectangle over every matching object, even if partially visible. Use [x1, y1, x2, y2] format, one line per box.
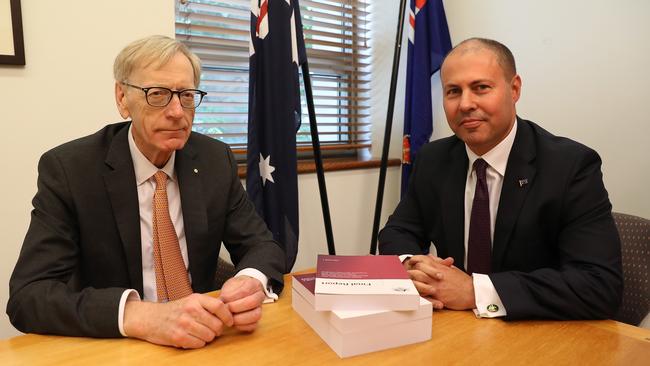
[469, 78, 494, 85]
[444, 78, 494, 87]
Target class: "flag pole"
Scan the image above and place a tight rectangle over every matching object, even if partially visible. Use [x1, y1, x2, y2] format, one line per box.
[302, 60, 336, 255]
[370, 0, 409, 254]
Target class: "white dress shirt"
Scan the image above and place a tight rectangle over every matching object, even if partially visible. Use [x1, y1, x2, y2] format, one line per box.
[464, 120, 517, 318]
[117, 125, 276, 336]
[399, 120, 517, 318]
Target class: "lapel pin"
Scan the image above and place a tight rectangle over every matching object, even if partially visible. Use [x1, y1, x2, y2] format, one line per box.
[518, 178, 528, 187]
[193, 168, 199, 174]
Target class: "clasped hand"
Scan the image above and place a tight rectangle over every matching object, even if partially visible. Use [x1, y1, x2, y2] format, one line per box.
[405, 255, 475, 311]
[124, 275, 266, 349]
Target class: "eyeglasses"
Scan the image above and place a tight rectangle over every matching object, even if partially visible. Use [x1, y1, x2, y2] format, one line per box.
[122, 82, 207, 109]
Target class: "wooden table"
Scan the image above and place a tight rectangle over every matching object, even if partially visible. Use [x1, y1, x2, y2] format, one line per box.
[1, 273, 649, 365]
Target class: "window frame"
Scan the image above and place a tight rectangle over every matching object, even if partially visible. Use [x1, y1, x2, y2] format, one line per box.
[175, 0, 371, 162]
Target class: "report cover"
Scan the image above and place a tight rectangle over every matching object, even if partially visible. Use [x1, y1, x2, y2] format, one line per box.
[314, 255, 419, 311]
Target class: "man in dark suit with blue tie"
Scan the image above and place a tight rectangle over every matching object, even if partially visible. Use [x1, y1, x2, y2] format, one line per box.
[7, 35, 286, 348]
[379, 38, 622, 320]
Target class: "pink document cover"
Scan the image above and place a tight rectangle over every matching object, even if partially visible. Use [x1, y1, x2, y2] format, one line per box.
[316, 255, 409, 280]
[294, 273, 316, 294]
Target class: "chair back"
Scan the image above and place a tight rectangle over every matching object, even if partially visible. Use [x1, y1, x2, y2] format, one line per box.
[214, 257, 237, 290]
[612, 212, 650, 326]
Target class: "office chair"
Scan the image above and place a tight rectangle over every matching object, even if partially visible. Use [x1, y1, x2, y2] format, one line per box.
[214, 256, 237, 290]
[612, 212, 650, 326]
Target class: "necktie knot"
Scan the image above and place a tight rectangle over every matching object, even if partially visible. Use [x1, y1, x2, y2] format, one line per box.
[154, 171, 168, 190]
[473, 159, 488, 181]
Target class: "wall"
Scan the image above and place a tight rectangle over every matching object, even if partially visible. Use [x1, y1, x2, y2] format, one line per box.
[0, 0, 176, 338]
[1, 0, 648, 339]
[287, 167, 400, 272]
[374, 0, 650, 217]
[0, 1, 400, 338]
[444, 0, 650, 219]
[382, 0, 650, 219]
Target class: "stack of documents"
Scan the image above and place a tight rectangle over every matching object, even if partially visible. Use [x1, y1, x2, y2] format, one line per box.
[291, 255, 432, 358]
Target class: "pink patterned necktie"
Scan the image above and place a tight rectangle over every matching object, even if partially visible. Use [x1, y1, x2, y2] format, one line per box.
[467, 159, 492, 274]
[152, 171, 192, 301]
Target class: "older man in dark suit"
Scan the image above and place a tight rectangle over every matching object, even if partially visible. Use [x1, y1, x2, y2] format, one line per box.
[379, 38, 622, 320]
[7, 35, 285, 349]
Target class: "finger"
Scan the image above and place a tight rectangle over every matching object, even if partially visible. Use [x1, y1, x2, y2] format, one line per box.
[424, 296, 445, 310]
[170, 326, 208, 349]
[235, 323, 258, 333]
[177, 337, 206, 349]
[220, 277, 261, 303]
[227, 290, 265, 314]
[423, 255, 454, 267]
[232, 306, 262, 327]
[415, 255, 454, 268]
[407, 269, 436, 284]
[414, 262, 447, 279]
[182, 317, 218, 343]
[190, 307, 227, 337]
[439, 256, 455, 267]
[403, 257, 414, 270]
[199, 295, 234, 327]
[408, 255, 432, 266]
[413, 280, 436, 297]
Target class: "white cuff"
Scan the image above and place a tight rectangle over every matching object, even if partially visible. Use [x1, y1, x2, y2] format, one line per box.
[398, 254, 413, 263]
[118, 289, 141, 337]
[236, 268, 278, 303]
[472, 273, 507, 318]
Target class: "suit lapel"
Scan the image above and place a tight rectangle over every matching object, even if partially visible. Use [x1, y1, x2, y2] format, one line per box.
[492, 118, 536, 270]
[103, 125, 143, 294]
[175, 139, 208, 290]
[442, 141, 469, 270]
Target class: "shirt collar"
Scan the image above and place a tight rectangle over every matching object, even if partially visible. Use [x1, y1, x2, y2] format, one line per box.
[128, 124, 176, 185]
[465, 118, 517, 177]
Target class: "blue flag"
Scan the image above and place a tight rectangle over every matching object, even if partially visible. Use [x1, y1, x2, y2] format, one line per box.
[401, 0, 452, 195]
[247, 0, 306, 272]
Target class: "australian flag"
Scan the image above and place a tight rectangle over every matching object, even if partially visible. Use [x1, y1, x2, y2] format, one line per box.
[401, 0, 452, 195]
[247, 0, 306, 272]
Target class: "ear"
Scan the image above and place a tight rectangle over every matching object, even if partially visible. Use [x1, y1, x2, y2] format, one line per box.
[115, 82, 130, 119]
[511, 74, 522, 103]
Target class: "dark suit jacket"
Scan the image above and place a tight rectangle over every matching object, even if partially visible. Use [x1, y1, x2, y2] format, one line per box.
[379, 118, 622, 320]
[7, 122, 286, 337]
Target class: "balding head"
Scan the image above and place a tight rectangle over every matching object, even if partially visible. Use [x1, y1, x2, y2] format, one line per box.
[442, 38, 516, 81]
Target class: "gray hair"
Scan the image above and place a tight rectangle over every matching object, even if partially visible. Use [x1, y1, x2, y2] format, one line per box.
[113, 35, 201, 87]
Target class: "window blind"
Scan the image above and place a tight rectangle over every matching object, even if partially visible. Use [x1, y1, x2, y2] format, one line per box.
[175, 0, 371, 159]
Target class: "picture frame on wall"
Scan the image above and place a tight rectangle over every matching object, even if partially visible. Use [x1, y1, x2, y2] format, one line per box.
[0, 0, 25, 65]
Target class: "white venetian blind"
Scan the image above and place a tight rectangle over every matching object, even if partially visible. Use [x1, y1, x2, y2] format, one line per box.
[175, 0, 371, 159]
